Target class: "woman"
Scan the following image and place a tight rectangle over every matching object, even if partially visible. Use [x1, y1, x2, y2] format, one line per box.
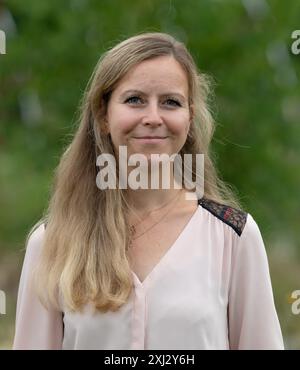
[13, 32, 284, 350]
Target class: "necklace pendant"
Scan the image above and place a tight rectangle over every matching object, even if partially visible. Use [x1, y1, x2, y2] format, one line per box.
[129, 225, 136, 235]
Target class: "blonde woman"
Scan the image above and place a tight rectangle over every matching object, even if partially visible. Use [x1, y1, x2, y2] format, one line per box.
[13, 32, 284, 350]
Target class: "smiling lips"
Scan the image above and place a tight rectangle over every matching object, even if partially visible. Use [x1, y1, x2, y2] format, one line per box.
[134, 136, 167, 139]
[133, 136, 168, 144]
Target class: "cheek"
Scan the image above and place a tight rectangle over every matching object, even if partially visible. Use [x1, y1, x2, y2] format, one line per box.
[168, 116, 190, 137]
[110, 108, 138, 135]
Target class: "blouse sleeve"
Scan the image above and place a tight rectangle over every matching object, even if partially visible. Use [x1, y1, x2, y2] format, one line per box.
[13, 224, 63, 350]
[228, 213, 284, 350]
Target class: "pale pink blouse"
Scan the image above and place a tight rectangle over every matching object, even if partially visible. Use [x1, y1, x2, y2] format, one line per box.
[13, 204, 284, 350]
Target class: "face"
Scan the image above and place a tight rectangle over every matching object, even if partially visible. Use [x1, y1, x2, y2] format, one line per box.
[105, 55, 193, 163]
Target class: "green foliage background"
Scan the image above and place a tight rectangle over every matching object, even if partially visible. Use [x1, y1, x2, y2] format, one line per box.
[0, 0, 299, 349]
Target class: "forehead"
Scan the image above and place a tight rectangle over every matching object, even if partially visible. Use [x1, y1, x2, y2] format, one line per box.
[114, 56, 189, 96]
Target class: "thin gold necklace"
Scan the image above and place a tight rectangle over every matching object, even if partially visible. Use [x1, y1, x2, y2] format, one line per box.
[128, 189, 183, 236]
[129, 189, 183, 244]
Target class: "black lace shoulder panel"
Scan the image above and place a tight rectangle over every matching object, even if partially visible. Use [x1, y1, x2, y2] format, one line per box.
[198, 197, 248, 236]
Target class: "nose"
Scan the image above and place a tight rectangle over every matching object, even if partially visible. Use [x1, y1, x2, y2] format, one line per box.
[141, 101, 164, 127]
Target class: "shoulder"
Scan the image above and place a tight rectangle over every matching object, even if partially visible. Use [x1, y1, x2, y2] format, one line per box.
[24, 222, 47, 263]
[198, 197, 248, 237]
[239, 212, 264, 245]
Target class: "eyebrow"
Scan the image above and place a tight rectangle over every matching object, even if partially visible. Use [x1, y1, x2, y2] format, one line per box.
[120, 89, 187, 101]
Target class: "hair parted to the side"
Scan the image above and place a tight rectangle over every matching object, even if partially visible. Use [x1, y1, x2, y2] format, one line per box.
[30, 32, 242, 313]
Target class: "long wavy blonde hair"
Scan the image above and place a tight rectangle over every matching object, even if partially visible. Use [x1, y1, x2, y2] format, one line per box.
[30, 32, 241, 313]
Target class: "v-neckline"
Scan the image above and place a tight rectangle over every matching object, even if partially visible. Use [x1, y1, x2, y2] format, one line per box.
[131, 204, 200, 288]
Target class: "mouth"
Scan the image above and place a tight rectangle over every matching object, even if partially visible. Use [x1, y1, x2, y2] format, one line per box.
[133, 136, 168, 139]
[132, 136, 168, 144]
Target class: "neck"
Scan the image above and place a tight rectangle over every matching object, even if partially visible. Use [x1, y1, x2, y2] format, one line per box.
[124, 162, 183, 212]
[125, 186, 183, 214]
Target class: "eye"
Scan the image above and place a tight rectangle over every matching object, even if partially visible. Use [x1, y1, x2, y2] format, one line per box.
[164, 99, 181, 107]
[125, 96, 143, 104]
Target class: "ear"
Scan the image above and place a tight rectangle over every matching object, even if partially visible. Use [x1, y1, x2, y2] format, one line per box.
[99, 96, 110, 134]
[100, 117, 110, 135]
[189, 104, 194, 123]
